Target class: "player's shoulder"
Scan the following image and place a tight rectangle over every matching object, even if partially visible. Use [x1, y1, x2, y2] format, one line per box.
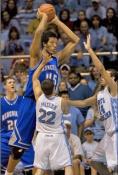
[17, 96, 23, 101]
[0, 96, 5, 102]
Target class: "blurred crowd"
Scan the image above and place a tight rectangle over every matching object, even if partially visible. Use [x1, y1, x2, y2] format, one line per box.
[1, 0, 118, 73]
[1, 1, 118, 174]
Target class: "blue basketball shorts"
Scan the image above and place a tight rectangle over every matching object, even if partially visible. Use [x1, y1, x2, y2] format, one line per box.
[1, 137, 34, 171]
[9, 97, 36, 149]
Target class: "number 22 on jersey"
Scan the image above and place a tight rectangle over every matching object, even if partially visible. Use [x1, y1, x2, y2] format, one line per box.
[38, 108, 56, 125]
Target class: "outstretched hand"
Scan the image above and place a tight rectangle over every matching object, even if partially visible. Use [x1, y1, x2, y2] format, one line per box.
[37, 9, 48, 19]
[83, 34, 91, 51]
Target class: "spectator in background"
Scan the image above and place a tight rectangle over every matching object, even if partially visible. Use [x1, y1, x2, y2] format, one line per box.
[101, 0, 118, 13]
[66, 0, 80, 22]
[0, 65, 5, 96]
[102, 7, 118, 40]
[58, 80, 68, 93]
[6, 0, 18, 19]
[86, 0, 106, 19]
[59, 90, 85, 138]
[1, 21, 9, 55]
[82, 128, 98, 175]
[87, 66, 100, 92]
[9, 60, 28, 95]
[64, 120, 84, 175]
[1, 10, 11, 30]
[68, 70, 92, 117]
[84, 105, 105, 142]
[90, 14, 117, 64]
[55, 0, 67, 15]
[73, 20, 90, 68]
[4, 26, 25, 55]
[74, 10, 91, 31]
[90, 15, 108, 52]
[79, 0, 92, 10]
[1, 0, 8, 11]
[59, 9, 74, 30]
[13, 0, 36, 35]
[59, 64, 70, 83]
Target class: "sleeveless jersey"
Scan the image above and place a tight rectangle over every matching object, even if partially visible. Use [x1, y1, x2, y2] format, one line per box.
[25, 56, 59, 98]
[97, 87, 118, 134]
[36, 94, 64, 133]
[1, 96, 23, 140]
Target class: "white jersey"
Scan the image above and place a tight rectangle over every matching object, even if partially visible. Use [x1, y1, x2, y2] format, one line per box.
[36, 94, 64, 133]
[97, 87, 118, 135]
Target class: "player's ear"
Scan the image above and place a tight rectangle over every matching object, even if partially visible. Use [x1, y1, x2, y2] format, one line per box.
[43, 42, 46, 47]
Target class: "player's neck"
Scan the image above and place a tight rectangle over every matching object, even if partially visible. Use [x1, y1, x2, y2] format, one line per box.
[5, 92, 17, 101]
[42, 48, 52, 58]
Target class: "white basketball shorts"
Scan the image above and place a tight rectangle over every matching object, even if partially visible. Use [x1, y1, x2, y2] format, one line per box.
[92, 132, 118, 169]
[34, 132, 72, 170]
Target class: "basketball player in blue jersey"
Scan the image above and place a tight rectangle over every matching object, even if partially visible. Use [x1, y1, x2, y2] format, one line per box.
[5, 10, 80, 175]
[65, 35, 118, 175]
[1, 77, 34, 174]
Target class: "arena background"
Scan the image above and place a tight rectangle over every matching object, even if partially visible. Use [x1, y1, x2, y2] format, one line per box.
[1, 0, 118, 175]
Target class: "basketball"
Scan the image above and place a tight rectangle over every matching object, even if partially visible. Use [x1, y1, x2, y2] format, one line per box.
[39, 4, 56, 22]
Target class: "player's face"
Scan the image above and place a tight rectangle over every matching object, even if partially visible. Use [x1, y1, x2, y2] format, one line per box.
[45, 37, 58, 54]
[100, 77, 106, 87]
[100, 71, 112, 87]
[5, 79, 16, 93]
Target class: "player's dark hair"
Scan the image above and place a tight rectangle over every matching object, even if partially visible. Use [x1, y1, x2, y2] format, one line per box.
[108, 69, 118, 82]
[41, 31, 58, 47]
[4, 76, 15, 85]
[41, 79, 54, 96]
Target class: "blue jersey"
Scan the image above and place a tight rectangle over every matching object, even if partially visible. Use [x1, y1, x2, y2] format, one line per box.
[1, 96, 23, 140]
[25, 56, 59, 98]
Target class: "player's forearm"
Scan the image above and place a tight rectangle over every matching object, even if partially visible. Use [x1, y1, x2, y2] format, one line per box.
[30, 15, 48, 57]
[68, 100, 88, 108]
[68, 96, 96, 108]
[33, 63, 45, 81]
[87, 48, 104, 73]
[54, 19, 79, 44]
[35, 15, 48, 35]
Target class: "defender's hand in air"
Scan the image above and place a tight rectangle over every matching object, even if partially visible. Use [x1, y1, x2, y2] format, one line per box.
[84, 34, 91, 51]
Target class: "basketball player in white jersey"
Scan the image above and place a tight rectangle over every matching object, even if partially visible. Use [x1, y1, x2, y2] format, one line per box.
[66, 35, 118, 175]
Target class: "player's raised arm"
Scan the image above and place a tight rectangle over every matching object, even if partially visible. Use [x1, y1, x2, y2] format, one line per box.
[30, 11, 48, 68]
[84, 35, 117, 96]
[32, 55, 51, 100]
[51, 16, 80, 63]
[61, 95, 96, 114]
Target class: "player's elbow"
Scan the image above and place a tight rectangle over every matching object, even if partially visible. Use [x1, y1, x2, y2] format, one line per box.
[74, 37, 80, 45]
